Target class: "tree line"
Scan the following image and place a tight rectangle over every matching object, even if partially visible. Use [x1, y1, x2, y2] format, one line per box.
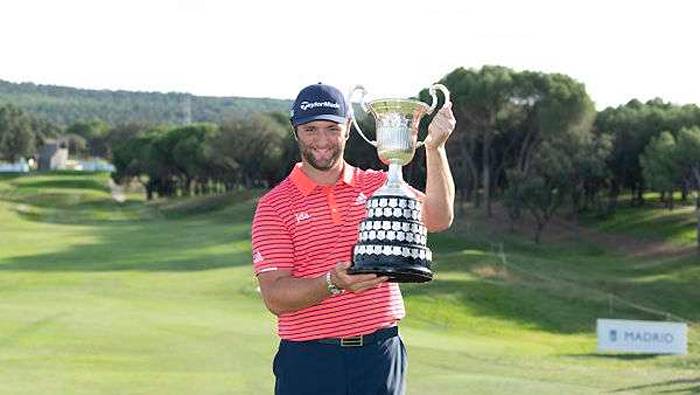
[109, 114, 297, 200]
[2, 65, 700, 246]
[430, 67, 700, 243]
[0, 79, 290, 126]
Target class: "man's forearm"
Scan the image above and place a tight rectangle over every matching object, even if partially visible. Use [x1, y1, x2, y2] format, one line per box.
[260, 274, 330, 316]
[258, 263, 387, 316]
[423, 145, 455, 231]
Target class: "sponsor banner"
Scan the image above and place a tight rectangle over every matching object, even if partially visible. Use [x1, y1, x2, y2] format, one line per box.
[597, 319, 687, 355]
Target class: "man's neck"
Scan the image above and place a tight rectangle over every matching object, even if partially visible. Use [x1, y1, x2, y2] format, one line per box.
[300, 161, 344, 186]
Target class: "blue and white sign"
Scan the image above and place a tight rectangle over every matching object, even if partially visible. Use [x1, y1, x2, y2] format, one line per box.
[597, 319, 687, 355]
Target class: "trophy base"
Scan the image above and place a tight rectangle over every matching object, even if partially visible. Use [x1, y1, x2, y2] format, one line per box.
[349, 254, 433, 283]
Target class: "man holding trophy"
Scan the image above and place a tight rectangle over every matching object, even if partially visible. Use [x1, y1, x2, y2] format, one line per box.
[251, 82, 455, 394]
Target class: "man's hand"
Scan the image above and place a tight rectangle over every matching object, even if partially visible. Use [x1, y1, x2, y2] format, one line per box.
[424, 102, 456, 150]
[330, 262, 388, 293]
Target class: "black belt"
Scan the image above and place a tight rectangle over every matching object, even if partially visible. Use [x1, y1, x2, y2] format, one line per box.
[313, 326, 399, 347]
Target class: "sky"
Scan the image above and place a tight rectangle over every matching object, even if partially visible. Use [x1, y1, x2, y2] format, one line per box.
[2, 0, 699, 109]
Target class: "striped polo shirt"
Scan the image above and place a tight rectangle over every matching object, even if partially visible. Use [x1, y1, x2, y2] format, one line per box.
[251, 162, 406, 341]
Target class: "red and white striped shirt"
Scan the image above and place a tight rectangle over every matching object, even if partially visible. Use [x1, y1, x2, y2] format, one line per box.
[251, 162, 405, 340]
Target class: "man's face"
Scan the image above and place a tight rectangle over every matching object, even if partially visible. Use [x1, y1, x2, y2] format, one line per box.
[296, 120, 348, 171]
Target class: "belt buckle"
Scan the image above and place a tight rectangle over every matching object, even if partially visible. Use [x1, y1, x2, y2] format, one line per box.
[340, 335, 363, 347]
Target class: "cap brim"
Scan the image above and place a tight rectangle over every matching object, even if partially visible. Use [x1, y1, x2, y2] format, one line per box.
[292, 114, 347, 127]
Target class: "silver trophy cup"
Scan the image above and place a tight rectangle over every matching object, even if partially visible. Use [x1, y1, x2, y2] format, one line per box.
[347, 84, 450, 283]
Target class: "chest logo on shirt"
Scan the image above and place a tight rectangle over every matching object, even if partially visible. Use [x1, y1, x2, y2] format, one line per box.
[252, 250, 264, 264]
[355, 192, 368, 206]
[295, 212, 311, 223]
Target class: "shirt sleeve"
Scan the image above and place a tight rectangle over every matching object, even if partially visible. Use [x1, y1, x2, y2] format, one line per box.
[251, 199, 294, 276]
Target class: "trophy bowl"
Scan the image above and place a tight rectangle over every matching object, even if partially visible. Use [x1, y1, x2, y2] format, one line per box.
[347, 84, 450, 283]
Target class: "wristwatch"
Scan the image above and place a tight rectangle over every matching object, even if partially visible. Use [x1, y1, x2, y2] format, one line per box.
[325, 272, 343, 296]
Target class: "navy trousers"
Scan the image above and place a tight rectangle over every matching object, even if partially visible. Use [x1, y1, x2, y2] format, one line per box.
[273, 327, 407, 395]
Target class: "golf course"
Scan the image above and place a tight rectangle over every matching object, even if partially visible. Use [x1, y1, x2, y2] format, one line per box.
[1, 172, 698, 394]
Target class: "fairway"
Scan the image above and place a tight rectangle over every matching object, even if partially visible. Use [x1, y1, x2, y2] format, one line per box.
[0, 173, 698, 394]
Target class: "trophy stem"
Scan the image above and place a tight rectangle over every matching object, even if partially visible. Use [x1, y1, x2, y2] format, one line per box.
[387, 162, 404, 187]
[374, 161, 416, 198]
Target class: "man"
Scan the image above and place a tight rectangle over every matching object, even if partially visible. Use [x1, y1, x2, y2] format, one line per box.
[251, 82, 455, 394]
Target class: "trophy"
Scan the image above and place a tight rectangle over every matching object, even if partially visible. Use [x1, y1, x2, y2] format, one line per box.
[347, 84, 450, 283]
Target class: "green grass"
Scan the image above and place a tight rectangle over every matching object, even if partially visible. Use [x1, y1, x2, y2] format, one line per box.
[0, 173, 698, 394]
[582, 193, 698, 246]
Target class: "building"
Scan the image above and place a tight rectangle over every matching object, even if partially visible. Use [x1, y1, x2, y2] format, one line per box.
[38, 139, 69, 171]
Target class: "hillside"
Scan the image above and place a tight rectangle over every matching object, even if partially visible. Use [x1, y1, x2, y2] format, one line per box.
[0, 172, 698, 394]
[0, 79, 292, 126]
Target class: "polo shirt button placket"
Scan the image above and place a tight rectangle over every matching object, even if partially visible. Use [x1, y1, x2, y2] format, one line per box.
[325, 186, 342, 225]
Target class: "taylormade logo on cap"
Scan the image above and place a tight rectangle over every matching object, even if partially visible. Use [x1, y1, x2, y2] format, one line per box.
[299, 101, 341, 111]
[290, 83, 348, 127]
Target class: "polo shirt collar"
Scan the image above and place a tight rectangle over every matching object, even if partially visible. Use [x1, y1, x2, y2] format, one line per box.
[290, 162, 356, 196]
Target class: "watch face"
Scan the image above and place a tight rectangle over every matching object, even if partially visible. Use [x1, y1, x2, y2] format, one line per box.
[326, 272, 342, 295]
[329, 284, 342, 295]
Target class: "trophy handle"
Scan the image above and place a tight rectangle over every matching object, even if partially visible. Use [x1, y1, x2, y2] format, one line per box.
[348, 85, 377, 147]
[417, 84, 451, 148]
[427, 83, 451, 115]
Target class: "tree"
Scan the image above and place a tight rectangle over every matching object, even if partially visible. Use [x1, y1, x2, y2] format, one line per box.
[500, 72, 597, 241]
[595, 100, 700, 211]
[0, 79, 291, 126]
[169, 123, 219, 195]
[437, 66, 520, 216]
[506, 169, 568, 244]
[559, 131, 612, 218]
[209, 114, 288, 189]
[434, 67, 595, 223]
[111, 126, 166, 200]
[30, 117, 61, 145]
[504, 135, 591, 243]
[66, 119, 109, 157]
[639, 127, 700, 249]
[62, 133, 88, 157]
[675, 126, 700, 249]
[0, 105, 35, 162]
[640, 131, 681, 209]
